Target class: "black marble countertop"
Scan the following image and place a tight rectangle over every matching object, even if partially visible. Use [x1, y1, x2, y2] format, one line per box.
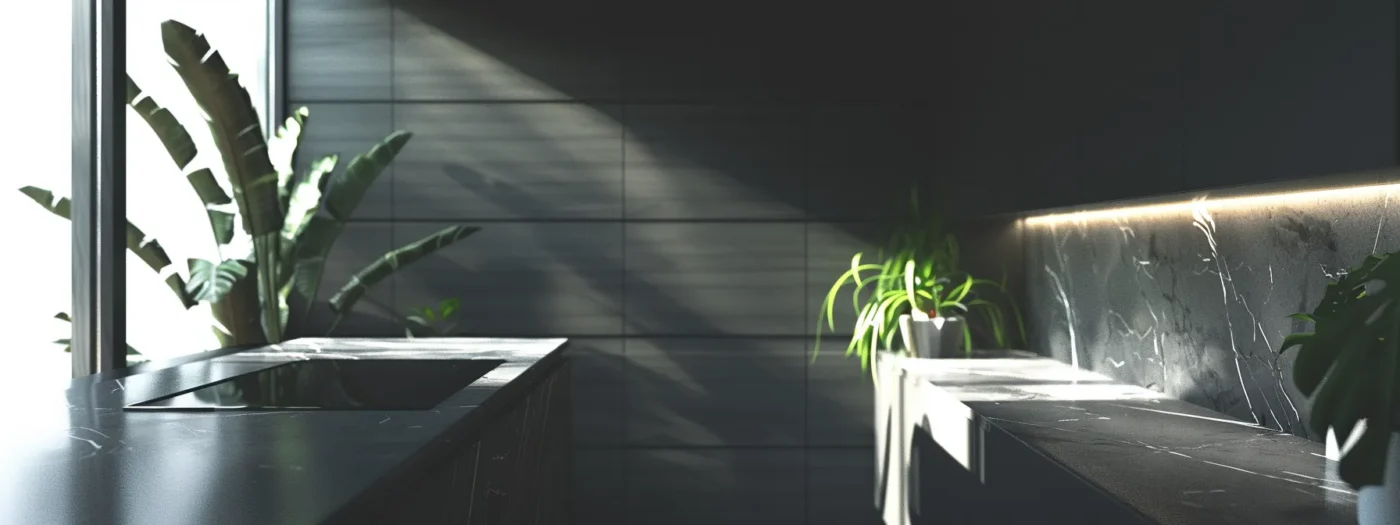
[898, 355, 1357, 524]
[0, 337, 568, 525]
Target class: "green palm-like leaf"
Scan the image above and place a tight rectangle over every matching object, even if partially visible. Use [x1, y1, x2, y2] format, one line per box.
[269, 106, 310, 209]
[291, 131, 414, 323]
[128, 222, 197, 308]
[124, 75, 236, 246]
[162, 20, 281, 238]
[20, 186, 195, 308]
[162, 20, 284, 341]
[325, 131, 412, 222]
[126, 75, 196, 169]
[186, 258, 252, 303]
[282, 154, 338, 244]
[326, 225, 479, 332]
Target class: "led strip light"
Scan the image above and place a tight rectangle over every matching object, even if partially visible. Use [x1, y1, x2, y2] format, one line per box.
[1024, 181, 1400, 226]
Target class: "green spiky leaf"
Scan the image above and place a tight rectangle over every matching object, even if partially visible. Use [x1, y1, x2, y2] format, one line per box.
[327, 225, 479, 330]
[126, 75, 197, 169]
[282, 154, 338, 243]
[186, 258, 252, 303]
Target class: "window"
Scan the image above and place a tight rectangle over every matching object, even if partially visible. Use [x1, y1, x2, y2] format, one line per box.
[0, 0, 75, 387]
[125, 1, 274, 360]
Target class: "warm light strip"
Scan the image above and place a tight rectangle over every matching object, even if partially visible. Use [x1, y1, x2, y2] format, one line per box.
[1024, 181, 1400, 226]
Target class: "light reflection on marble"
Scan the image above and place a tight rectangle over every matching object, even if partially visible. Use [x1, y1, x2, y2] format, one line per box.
[1026, 183, 1400, 440]
[899, 355, 1356, 524]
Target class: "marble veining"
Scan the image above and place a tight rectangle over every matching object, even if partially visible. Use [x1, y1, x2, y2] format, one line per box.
[898, 355, 1356, 524]
[1026, 186, 1400, 439]
[0, 337, 568, 525]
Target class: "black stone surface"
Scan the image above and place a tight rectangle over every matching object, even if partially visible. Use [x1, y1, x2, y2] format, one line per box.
[0, 337, 568, 525]
[1024, 185, 1400, 440]
[899, 355, 1356, 524]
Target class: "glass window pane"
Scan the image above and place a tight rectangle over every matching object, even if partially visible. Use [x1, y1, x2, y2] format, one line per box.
[126, 1, 271, 361]
[0, 0, 73, 386]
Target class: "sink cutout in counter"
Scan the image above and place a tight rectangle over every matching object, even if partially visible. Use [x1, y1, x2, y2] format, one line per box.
[126, 359, 505, 411]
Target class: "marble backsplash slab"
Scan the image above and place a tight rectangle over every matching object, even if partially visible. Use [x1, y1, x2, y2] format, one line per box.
[1024, 182, 1400, 440]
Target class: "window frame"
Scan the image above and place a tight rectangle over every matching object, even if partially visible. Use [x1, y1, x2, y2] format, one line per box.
[71, 0, 286, 376]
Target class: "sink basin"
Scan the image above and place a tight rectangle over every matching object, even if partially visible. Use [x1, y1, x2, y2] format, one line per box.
[126, 359, 505, 411]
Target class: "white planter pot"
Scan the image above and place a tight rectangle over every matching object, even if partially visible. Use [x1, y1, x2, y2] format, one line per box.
[898, 314, 965, 358]
[1358, 432, 1400, 525]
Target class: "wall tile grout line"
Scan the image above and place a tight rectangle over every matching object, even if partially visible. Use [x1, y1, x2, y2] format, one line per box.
[801, 107, 811, 525]
[388, 1, 397, 326]
[279, 98, 933, 107]
[619, 97, 630, 525]
[345, 217, 822, 224]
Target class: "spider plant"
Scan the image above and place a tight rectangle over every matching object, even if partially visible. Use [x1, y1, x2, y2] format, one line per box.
[812, 194, 1025, 375]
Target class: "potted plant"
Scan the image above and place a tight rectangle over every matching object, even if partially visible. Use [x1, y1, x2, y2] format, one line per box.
[1280, 252, 1400, 523]
[812, 193, 1024, 375]
[21, 20, 478, 348]
[402, 298, 463, 338]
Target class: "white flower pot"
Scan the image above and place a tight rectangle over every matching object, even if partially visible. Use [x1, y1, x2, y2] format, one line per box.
[898, 314, 965, 358]
[1358, 432, 1400, 525]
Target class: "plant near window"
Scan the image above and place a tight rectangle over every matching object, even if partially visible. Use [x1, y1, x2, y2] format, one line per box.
[812, 194, 1024, 374]
[403, 298, 462, 338]
[21, 20, 477, 348]
[1279, 251, 1400, 490]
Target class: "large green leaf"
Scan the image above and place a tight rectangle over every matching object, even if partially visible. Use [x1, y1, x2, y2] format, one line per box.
[125, 75, 236, 246]
[1280, 252, 1400, 489]
[282, 154, 338, 244]
[326, 225, 479, 331]
[288, 131, 414, 325]
[125, 75, 196, 169]
[162, 20, 284, 342]
[19, 186, 70, 220]
[290, 216, 338, 315]
[186, 258, 252, 303]
[324, 131, 412, 222]
[269, 106, 310, 210]
[162, 20, 282, 238]
[20, 186, 195, 308]
[128, 222, 197, 308]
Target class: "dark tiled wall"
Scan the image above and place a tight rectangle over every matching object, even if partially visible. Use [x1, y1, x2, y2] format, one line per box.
[287, 2, 915, 524]
[1015, 0, 1397, 443]
[287, 0, 1395, 523]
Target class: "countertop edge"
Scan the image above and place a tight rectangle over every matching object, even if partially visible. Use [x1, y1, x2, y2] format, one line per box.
[324, 339, 572, 524]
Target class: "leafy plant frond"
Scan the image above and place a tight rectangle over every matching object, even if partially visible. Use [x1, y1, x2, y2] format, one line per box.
[812, 192, 1025, 379]
[20, 186, 197, 309]
[29, 20, 481, 353]
[1278, 252, 1400, 489]
[327, 225, 480, 332]
[186, 258, 252, 303]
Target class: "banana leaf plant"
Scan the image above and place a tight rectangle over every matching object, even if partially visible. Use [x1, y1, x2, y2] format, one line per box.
[812, 191, 1025, 378]
[1279, 251, 1400, 489]
[21, 20, 478, 348]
